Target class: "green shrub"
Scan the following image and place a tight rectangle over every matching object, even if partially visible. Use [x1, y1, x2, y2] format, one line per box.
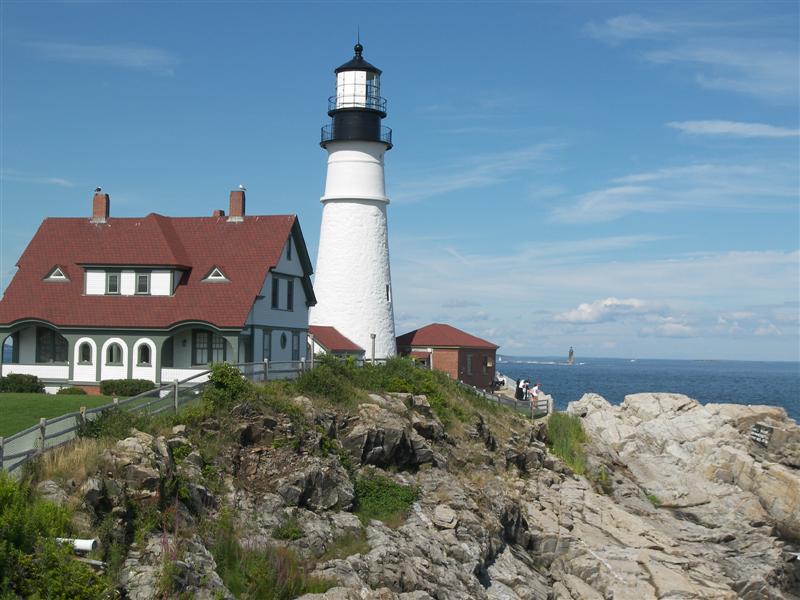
[77, 407, 146, 440]
[272, 517, 303, 541]
[206, 363, 253, 408]
[0, 472, 112, 598]
[546, 412, 587, 475]
[294, 362, 358, 405]
[99, 379, 155, 397]
[647, 493, 662, 507]
[56, 386, 87, 395]
[208, 510, 332, 599]
[353, 474, 418, 527]
[0, 373, 44, 393]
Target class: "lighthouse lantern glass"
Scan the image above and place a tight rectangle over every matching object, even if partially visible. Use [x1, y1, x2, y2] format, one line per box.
[336, 70, 381, 110]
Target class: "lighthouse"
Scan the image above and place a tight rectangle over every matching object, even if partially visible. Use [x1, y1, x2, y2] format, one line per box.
[309, 43, 396, 359]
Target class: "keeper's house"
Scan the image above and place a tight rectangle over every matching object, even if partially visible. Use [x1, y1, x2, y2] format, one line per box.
[0, 188, 316, 392]
[396, 323, 498, 390]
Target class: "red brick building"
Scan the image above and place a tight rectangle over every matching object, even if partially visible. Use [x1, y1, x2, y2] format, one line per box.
[396, 323, 498, 390]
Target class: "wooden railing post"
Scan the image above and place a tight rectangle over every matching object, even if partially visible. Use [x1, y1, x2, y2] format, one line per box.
[300, 357, 306, 374]
[0, 436, 4, 468]
[79, 406, 87, 430]
[37, 418, 46, 454]
[173, 379, 179, 413]
[263, 359, 269, 382]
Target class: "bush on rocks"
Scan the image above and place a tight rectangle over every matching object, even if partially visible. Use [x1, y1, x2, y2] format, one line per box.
[0, 373, 44, 393]
[353, 473, 418, 528]
[100, 379, 154, 397]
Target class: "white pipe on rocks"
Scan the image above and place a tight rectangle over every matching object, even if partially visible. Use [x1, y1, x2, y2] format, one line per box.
[55, 538, 98, 552]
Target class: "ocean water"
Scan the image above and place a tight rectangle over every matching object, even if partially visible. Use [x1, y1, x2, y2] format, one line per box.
[498, 356, 800, 423]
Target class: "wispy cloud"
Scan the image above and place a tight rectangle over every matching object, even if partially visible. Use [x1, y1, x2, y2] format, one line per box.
[646, 42, 799, 102]
[29, 42, 179, 75]
[586, 14, 799, 103]
[667, 120, 799, 138]
[393, 143, 562, 203]
[552, 162, 797, 223]
[0, 170, 74, 188]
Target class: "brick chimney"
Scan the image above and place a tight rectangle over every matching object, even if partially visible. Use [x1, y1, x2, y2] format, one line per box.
[91, 188, 110, 223]
[228, 186, 245, 222]
[212, 209, 225, 217]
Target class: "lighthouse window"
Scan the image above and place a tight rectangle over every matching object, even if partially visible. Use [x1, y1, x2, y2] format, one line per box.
[386, 284, 391, 302]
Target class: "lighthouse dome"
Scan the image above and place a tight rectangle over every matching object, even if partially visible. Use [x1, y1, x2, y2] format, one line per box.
[335, 43, 382, 74]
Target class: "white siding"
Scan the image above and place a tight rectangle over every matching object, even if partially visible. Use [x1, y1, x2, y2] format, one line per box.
[100, 338, 128, 381]
[151, 271, 172, 296]
[161, 368, 209, 383]
[132, 338, 157, 382]
[2, 364, 69, 379]
[120, 271, 135, 295]
[73, 337, 97, 383]
[85, 270, 105, 295]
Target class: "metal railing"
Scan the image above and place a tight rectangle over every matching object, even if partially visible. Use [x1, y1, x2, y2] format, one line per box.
[456, 380, 552, 418]
[1, 357, 551, 474]
[328, 95, 387, 113]
[320, 124, 392, 147]
[0, 368, 214, 474]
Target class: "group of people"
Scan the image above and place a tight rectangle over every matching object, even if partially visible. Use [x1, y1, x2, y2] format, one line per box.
[515, 379, 541, 402]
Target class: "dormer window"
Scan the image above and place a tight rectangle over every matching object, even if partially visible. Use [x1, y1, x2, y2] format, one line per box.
[106, 272, 120, 294]
[136, 273, 150, 295]
[44, 266, 69, 282]
[203, 266, 228, 282]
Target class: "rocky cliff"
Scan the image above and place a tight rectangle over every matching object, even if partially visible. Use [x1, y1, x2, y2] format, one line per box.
[33, 379, 800, 599]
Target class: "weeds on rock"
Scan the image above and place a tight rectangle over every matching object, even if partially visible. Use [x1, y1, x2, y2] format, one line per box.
[546, 412, 588, 475]
[272, 516, 303, 541]
[317, 529, 369, 562]
[207, 510, 333, 599]
[647, 493, 662, 507]
[353, 473, 418, 528]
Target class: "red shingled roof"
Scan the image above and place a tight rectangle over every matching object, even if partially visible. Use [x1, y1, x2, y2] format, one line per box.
[0, 213, 312, 330]
[396, 323, 498, 350]
[309, 325, 364, 353]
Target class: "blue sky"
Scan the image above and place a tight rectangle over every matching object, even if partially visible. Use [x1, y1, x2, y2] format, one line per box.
[1, 1, 798, 361]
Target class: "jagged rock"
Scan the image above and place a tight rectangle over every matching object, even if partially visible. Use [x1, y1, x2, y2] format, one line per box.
[504, 444, 545, 474]
[410, 395, 434, 418]
[120, 533, 233, 600]
[343, 403, 437, 468]
[81, 477, 104, 511]
[239, 446, 354, 511]
[431, 505, 458, 529]
[36, 480, 68, 506]
[298, 587, 435, 599]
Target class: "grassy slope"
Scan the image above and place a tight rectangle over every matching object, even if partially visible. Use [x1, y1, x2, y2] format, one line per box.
[0, 393, 112, 437]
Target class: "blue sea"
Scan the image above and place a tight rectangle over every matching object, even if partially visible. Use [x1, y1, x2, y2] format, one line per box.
[498, 356, 800, 423]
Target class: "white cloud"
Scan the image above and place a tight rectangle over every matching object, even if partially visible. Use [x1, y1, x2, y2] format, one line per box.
[29, 42, 179, 75]
[754, 322, 782, 336]
[640, 320, 697, 338]
[646, 42, 798, 102]
[393, 143, 562, 203]
[552, 162, 797, 223]
[667, 120, 800, 138]
[0, 170, 74, 188]
[555, 297, 652, 324]
[585, 14, 682, 42]
[586, 13, 799, 103]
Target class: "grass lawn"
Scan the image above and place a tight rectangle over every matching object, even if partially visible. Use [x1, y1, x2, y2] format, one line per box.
[0, 393, 113, 438]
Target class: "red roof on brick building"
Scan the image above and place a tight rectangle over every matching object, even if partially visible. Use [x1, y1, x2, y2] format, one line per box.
[396, 323, 498, 350]
[0, 213, 314, 330]
[308, 325, 363, 353]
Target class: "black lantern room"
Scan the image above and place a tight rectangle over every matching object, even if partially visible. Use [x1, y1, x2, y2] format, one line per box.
[321, 44, 392, 149]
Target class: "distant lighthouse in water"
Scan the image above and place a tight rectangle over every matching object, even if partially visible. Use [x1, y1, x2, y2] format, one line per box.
[309, 42, 397, 359]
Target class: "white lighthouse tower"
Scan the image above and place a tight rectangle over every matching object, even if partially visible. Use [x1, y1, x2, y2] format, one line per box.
[309, 43, 396, 359]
